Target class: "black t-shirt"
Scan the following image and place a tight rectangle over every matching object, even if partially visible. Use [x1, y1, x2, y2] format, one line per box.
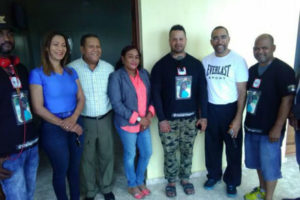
[244, 58, 296, 135]
[0, 63, 38, 157]
[151, 53, 208, 121]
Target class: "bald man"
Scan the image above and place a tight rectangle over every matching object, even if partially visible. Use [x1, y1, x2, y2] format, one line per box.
[244, 34, 296, 200]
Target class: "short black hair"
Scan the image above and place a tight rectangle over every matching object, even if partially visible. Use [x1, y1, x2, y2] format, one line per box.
[80, 33, 100, 46]
[211, 26, 229, 38]
[169, 24, 186, 37]
[115, 45, 142, 71]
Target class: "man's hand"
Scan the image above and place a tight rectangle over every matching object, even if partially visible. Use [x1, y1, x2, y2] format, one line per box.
[0, 157, 12, 180]
[70, 124, 83, 136]
[159, 120, 171, 133]
[228, 117, 242, 138]
[288, 112, 298, 129]
[196, 118, 207, 132]
[269, 124, 282, 143]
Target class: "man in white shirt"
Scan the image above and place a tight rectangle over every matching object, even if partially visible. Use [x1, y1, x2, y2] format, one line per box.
[202, 26, 248, 197]
[68, 34, 115, 200]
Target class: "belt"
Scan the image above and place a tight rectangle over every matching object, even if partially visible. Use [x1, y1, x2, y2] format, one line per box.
[54, 111, 74, 119]
[81, 110, 111, 120]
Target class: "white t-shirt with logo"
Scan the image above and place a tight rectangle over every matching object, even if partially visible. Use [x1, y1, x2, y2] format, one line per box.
[202, 50, 248, 105]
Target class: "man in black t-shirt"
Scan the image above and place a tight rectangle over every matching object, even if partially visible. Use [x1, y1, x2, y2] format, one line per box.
[244, 34, 296, 200]
[0, 12, 39, 200]
[151, 24, 208, 197]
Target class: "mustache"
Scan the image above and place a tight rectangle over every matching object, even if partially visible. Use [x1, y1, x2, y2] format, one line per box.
[0, 41, 14, 54]
[0, 41, 14, 47]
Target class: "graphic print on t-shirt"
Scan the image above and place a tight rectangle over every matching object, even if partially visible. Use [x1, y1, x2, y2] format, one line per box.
[11, 91, 33, 125]
[175, 76, 192, 100]
[246, 90, 261, 115]
[206, 64, 231, 80]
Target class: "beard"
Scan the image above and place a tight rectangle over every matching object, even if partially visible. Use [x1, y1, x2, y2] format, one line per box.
[0, 41, 15, 55]
[171, 46, 185, 54]
[213, 45, 227, 54]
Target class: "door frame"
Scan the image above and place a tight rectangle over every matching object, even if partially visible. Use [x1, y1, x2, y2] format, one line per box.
[131, 0, 140, 48]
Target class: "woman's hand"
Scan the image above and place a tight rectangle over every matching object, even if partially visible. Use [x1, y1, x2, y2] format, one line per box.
[139, 117, 150, 130]
[61, 114, 78, 130]
[146, 112, 153, 121]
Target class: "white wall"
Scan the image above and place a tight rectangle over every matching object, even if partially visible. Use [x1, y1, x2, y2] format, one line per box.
[139, 0, 300, 179]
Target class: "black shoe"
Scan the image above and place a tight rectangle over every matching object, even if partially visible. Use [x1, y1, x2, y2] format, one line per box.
[104, 192, 115, 200]
[226, 185, 237, 198]
[84, 198, 94, 200]
[203, 179, 220, 190]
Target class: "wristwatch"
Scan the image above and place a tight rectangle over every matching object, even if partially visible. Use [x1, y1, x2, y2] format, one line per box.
[136, 117, 141, 122]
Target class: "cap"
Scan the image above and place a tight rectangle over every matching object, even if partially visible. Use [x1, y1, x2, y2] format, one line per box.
[0, 13, 14, 30]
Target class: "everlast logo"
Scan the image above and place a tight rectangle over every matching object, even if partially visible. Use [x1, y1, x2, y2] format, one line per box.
[206, 64, 231, 78]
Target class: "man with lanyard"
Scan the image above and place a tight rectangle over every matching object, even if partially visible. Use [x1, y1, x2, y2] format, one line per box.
[244, 34, 296, 200]
[68, 34, 115, 200]
[0, 12, 39, 200]
[151, 24, 208, 198]
[202, 26, 248, 197]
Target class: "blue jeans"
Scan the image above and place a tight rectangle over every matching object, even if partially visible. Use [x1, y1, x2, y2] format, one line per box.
[0, 145, 39, 200]
[41, 118, 84, 200]
[115, 126, 152, 187]
[245, 132, 283, 181]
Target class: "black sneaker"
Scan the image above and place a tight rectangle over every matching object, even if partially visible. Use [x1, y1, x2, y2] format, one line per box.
[203, 179, 220, 190]
[104, 192, 115, 200]
[226, 185, 237, 198]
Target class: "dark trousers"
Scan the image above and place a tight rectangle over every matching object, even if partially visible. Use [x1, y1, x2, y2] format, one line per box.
[41, 118, 84, 200]
[0, 185, 4, 200]
[205, 102, 242, 186]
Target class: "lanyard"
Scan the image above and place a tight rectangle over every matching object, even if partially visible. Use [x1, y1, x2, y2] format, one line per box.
[1, 64, 27, 160]
[1, 64, 22, 94]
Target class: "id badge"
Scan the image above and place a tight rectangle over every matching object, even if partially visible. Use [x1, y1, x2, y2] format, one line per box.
[252, 78, 261, 88]
[11, 91, 33, 125]
[246, 90, 261, 115]
[9, 76, 22, 89]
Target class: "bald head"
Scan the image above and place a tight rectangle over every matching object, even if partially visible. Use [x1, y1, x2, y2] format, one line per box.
[255, 34, 274, 46]
[253, 34, 276, 66]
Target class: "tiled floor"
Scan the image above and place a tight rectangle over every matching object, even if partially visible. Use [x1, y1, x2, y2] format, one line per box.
[34, 153, 300, 200]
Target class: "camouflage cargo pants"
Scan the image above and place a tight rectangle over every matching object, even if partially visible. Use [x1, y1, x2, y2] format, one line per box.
[159, 117, 198, 183]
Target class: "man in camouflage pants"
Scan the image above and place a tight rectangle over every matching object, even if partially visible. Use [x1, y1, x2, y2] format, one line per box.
[151, 24, 208, 197]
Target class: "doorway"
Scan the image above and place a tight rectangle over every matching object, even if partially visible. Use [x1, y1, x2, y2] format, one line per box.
[10, 0, 139, 69]
[2, 0, 140, 198]
[286, 13, 300, 155]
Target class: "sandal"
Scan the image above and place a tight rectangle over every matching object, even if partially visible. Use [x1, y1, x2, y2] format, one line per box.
[138, 185, 151, 196]
[165, 184, 177, 198]
[180, 181, 195, 195]
[128, 187, 144, 199]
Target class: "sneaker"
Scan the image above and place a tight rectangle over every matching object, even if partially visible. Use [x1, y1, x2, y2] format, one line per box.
[244, 187, 265, 200]
[226, 185, 237, 198]
[203, 179, 220, 190]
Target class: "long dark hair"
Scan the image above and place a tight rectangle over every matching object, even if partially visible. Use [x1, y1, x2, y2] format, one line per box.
[41, 31, 71, 76]
[115, 45, 142, 71]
